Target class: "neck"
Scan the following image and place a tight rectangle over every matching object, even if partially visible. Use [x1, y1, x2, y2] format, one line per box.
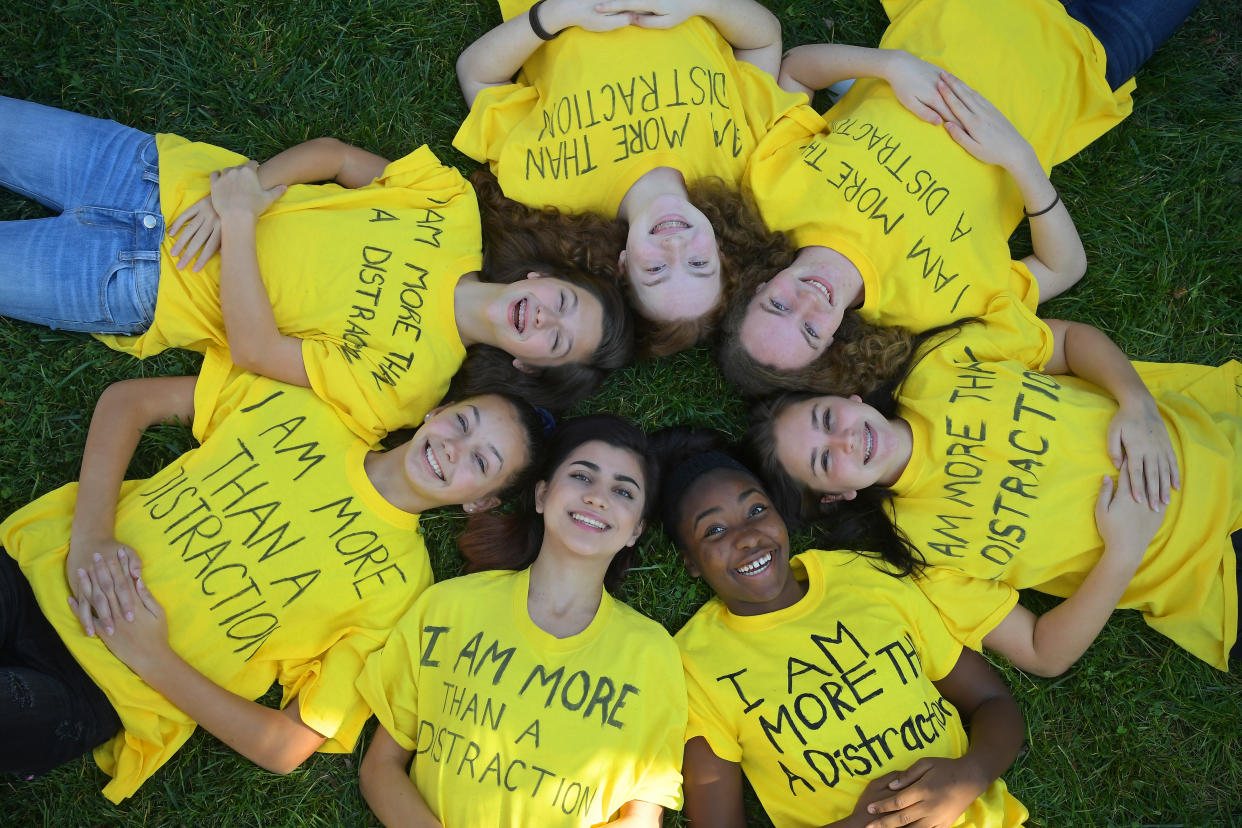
[879, 416, 914, 488]
[363, 448, 437, 515]
[525, 539, 611, 638]
[726, 563, 808, 617]
[453, 272, 496, 348]
[616, 166, 687, 223]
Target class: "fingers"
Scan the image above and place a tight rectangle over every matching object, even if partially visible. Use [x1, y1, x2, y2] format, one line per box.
[134, 575, 162, 617]
[191, 225, 221, 272]
[912, 99, 943, 126]
[1096, 473, 1115, 513]
[1126, 448, 1148, 508]
[1106, 421, 1123, 469]
[68, 567, 96, 637]
[86, 554, 116, 635]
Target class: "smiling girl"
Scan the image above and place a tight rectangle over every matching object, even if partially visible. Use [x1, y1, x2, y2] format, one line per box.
[453, 0, 812, 353]
[0, 346, 546, 800]
[750, 301, 1242, 674]
[717, 0, 1201, 396]
[0, 98, 630, 439]
[656, 436, 1028, 827]
[356, 415, 686, 827]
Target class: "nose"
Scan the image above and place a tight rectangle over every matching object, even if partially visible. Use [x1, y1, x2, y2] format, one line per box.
[583, 486, 607, 509]
[734, 525, 764, 551]
[826, 429, 856, 454]
[441, 438, 458, 465]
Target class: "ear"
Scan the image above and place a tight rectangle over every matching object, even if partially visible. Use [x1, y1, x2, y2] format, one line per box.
[533, 480, 549, 515]
[617, 249, 627, 271]
[681, 550, 702, 579]
[848, 394, 861, 403]
[511, 358, 539, 375]
[820, 490, 858, 504]
[526, 270, 543, 280]
[625, 519, 645, 549]
[754, 280, 768, 295]
[423, 404, 447, 423]
[462, 495, 500, 514]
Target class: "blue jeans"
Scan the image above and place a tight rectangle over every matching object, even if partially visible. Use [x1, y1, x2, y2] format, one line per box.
[1062, 0, 1203, 89]
[0, 97, 161, 333]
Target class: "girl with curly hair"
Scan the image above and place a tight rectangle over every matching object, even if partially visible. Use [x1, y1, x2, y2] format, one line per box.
[356, 415, 687, 827]
[454, 0, 811, 354]
[0, 101, 631, 436]
[720, 0, 1200, 396]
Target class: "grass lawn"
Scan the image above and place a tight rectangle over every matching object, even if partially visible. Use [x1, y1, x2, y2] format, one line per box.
[2, 0, 1240, 825]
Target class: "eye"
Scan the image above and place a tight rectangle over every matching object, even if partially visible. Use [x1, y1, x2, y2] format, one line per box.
[690, 258, 708, 268]
[820, 449, 831, 474]
[559, 290, 567, 312]
[612, 486, 635, 500]
[703, 523, 726, 538]
[804, 322, 818, 339]
[456, 413, 468, 432]
[552, 331, 562, 355]
[747, 503, 767, 518]
[769, 298, 789, 313]
[475, 453, 487, 474]
[570, 471, 591, 483]
[646, 264, 665, 274]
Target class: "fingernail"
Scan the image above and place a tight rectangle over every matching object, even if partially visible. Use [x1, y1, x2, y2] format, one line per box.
[93, 553, 102, 562]
[118, 548, 127, 559]
[867, 806, 876, 814]
[126, 611, 134, 621]
[77, 568, 87, 578]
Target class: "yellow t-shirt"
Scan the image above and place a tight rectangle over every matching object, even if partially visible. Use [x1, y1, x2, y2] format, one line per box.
[744, 0, 1134, 331]
[0, 358, 432, 802]
[890, 321, 1242, 668]
[676, 550, 1027, 828]
[453, 0, 815, 216]
[356, 567, 686, 827]
[97, 139, 475, 444]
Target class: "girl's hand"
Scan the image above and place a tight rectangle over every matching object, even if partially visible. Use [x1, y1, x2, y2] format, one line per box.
[936, 72, 1035, 172]
[883, 50, 952, 126]
[71, 548, 170, 675]
[544, 0, 636, 33]
[859, 757, 987, 828]
[593, 0, 695, 30]
[65, 540, 141, 637]
[1108, 396, 1179, 509]
[1095, 463, 1163, 561]
[168, 195, 222, 272]
[209, 161, 286, 222]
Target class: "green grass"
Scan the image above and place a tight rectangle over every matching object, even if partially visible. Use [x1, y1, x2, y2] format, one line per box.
[2, 0, 1241, 825]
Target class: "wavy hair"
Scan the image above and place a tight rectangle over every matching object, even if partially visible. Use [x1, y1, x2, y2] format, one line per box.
[452, 171, 635, 413]
[741, 322, 976, 576]
[457, 414, 658, 593]
[640, 180, 795, 357]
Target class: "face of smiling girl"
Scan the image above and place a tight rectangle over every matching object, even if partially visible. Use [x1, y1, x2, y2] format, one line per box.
[401, 396, 530, 509]
[620, 195, 721, 322]
[487, 273, 604, 368]
[535, 440, 646, 559]
[772, 395, 913, 502]
[677, 468, 804, 616]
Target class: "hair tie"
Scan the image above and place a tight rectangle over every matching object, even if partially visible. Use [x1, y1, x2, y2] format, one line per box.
[534, 406, 557, 434]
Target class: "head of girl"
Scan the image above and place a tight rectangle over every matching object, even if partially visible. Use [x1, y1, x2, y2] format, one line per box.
[469, 171, 637, 410]
[396, 392, 548, 514]
[654, 429, 802, 616]
[458, 414, 658, 592]
[621, 180, 793, 357]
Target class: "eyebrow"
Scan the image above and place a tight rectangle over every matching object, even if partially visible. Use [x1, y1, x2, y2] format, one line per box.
[470, 404, 481, 426]
[692, 505, 721, 527]
[807, 407, 819, 477]
[570, 460, 642, 490]
[490, 444, 504, 471]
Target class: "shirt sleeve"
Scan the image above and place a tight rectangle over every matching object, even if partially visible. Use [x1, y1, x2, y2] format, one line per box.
[625, 643, 688, 811]
[452, 82, 540, 166]
[913, 567, 1020, 652]
[374, 146, 471, 195]
[354, 607, 424, 751]
[681, 650, 744, 764]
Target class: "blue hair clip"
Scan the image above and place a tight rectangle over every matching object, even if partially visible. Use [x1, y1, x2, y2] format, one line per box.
[535, 406, 556, 434]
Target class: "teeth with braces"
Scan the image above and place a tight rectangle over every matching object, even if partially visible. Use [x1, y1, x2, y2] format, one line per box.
[736, 552, 772, 575]
[652, 219, 689, 233]
[863, 424, 874, 464]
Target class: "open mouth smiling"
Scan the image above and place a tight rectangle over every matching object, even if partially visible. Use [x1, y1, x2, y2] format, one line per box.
[735, 551, 773, 577]
[424, 443, 445, 482]
[651, 217, 690, 235]
[510, 297, 528, 335]
[570, 511, 611, 532]
[801, 276, 833, 306]
[863, 423, 874, 465]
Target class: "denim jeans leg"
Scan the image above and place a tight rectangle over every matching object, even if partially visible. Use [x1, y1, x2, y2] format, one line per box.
[1062, 0, 1204, 89]
[0, 97, 161, 333]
